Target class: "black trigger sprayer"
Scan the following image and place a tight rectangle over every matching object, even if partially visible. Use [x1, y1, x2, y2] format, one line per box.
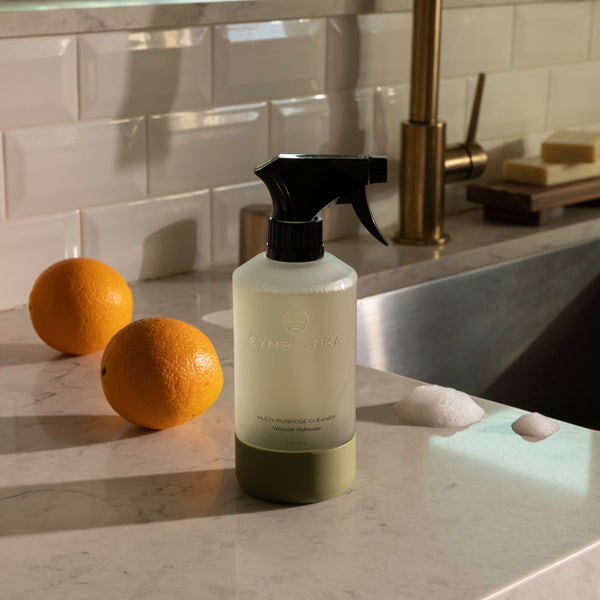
[254, 154, 388, 262]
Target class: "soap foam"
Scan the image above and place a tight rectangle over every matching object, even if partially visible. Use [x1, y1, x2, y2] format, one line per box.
[394, 384, 485, 428]
[511, 412, 559, 439]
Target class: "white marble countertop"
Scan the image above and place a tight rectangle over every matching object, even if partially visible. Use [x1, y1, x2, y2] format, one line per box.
[2, 208, 600, 599]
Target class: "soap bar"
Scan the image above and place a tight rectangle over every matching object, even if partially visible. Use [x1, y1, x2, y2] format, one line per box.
[541, 129, 600, 163]
[502, 156, 600, 186]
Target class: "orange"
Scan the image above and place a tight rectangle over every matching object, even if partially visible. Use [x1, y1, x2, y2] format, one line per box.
[29, 257, 133, 355]
[100, 317, 223, 430]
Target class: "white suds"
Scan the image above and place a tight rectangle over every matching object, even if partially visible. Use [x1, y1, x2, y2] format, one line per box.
[394, 384, 485, 428]
[511, 412, 559, 439]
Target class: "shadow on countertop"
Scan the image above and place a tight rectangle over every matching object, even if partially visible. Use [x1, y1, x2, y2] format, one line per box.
[356, 402, 403, 426]
[0, 414, 152, 455]
[0, 468, 285, 536]
[0, 343, 66, 367]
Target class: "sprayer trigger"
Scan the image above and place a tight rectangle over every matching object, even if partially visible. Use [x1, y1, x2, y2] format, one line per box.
[339, 188, 388, 246]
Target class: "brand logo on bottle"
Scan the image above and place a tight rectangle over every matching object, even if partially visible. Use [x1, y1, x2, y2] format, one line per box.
[282, 308, 309, 334]
[249, 336, 341, 351]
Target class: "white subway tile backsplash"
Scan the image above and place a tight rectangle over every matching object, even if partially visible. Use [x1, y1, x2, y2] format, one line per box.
[373, 84, 408, 158]
[477, 138, 513, 184]
[319, 89, 374, 154]
[271, 94, 330, 155]
[514, 2, 591, 69]
[591, 2, 600, 59]
[583, 122, 600, 132]
[441, 6, 513, 77]
[439, 78, 468, 145]
[445, 181, 471, 215]
[4, 5, 600, 308]
[271, 89, 374, 155]
[147, 102, 269, 196]
[503, 130, 555, 161]
[0, 35, 77, 129]
[0, 211, 80, 311]
[320, 203, 361, 241]
[470, 69, 548, 141]
[211, 181, 270, 265]
[547, 62, 600, 128]
[0, 134, 5, 221]
[368, 181, 399, 234]
[326, 13, 412, 90]
[5, 117, 147, 219]
[213, 19, 326, 105]
[79, 28, 212, 119]
[81, 190, 211, 282]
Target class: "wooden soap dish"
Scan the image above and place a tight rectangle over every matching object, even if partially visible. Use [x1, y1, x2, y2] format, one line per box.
[466, 176, 600, 225]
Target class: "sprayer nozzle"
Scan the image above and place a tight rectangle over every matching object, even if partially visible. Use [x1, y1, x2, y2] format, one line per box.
[369, 156, 387, 184]
[255, 154, 388, 260]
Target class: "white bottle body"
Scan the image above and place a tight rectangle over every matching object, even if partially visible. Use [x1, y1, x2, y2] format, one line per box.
[233, 252, 357, 453]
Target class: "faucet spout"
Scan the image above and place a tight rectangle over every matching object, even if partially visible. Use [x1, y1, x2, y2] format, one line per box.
[409, 0, 442, 124]
[395, 0, 487, 245]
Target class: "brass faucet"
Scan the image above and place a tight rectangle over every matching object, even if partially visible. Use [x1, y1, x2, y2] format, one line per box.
[395, 0, 487, 245]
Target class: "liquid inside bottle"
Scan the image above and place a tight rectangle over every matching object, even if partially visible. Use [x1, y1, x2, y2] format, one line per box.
[233, 253, 357, 453]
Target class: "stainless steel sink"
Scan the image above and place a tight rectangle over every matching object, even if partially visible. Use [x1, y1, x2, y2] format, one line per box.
[357, 240, 600, 429]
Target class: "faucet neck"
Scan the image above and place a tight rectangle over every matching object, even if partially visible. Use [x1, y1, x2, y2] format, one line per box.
[409, 0, 442, 124]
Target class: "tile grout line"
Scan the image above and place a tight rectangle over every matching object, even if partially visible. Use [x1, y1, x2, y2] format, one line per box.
[77, 209, 83, 259]
[75, 33, 83, 260]
[509, 4, 517, 69]
[75, 34, 82, 122]
[0, 134, 6, 222]
[587, 0, 597, 60]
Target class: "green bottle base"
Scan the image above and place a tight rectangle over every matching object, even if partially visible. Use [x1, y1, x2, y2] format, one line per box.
[235, 433, 356, 504]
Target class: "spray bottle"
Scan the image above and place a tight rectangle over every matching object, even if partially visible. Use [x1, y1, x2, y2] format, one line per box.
[233, 154, 387, 503]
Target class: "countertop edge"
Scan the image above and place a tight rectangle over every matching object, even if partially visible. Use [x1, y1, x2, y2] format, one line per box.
[337, 208, 600, 298]
[482, 540, 600, 600]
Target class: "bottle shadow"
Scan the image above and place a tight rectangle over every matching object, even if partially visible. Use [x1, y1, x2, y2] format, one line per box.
[0, 468, 282, 537]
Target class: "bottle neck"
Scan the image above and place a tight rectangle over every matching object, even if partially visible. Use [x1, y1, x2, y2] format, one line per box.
[266, 217, 324, 262]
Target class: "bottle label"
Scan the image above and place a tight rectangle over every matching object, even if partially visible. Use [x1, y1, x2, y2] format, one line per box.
[259, 413, 335, 432]
[234, 288, 356, 452]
